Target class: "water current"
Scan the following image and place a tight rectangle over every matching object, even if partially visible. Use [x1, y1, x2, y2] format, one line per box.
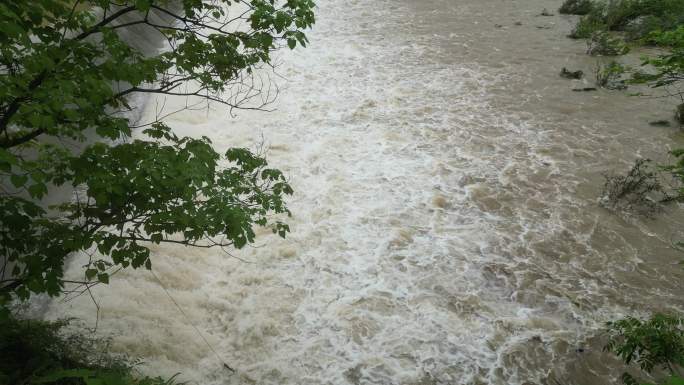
[46, 1, 684, 384]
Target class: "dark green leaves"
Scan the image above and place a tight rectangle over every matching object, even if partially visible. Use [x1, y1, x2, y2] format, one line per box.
[9, 174, 27, 188]
[0, 313, 183, 385]
[0, 0, 315, 150]
[1, 128, 293, 299]
[97, 273, 109, 284]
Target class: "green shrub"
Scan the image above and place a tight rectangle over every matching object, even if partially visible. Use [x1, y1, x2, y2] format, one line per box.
[600, 158, 675, 213]
[596, 60, 628, 88]
[623, 0, 684, 32]
[645, 25, 684, 47]
[559, 0, 595, 15]
[663, 149, 684, 198]
[629, 30, 684, 92]
[587, 31, 631, 55]
[568, 0, 684, 44]
[570, 12, 608, 39]
[600, 0, 684, 32]
[0, 313, 179, 385]
[603, 0, 641, 30]
[625, 15, 668, 40]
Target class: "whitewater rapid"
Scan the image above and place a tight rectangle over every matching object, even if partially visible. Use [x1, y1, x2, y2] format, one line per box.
[46, 0, 684, 384]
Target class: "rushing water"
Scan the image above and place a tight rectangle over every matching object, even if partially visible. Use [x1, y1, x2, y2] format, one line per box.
[46, 0, 684, 384]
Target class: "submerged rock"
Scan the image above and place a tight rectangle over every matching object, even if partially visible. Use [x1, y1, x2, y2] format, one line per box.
[649, 120, 671, 127]
[560, 67, 584, 79]
[572, 87, 597, 92]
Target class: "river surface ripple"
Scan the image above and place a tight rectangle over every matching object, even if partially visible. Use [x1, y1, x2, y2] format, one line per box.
[48, 1, 684, 384]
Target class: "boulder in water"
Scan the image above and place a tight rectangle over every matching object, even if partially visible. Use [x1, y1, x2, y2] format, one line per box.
[649, 120, 671, 127]
[560, 67, 584, 79]
[675, 103, 684, 125]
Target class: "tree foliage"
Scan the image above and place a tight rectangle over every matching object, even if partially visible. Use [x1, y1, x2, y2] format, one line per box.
[0, 0, 314, 304]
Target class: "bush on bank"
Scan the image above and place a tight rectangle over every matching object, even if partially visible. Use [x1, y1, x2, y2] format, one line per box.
[561, 0, 684, 121]
[561, 7, 684, 384]
[0, 312, 179, 385]
[562, 0, 684, 42]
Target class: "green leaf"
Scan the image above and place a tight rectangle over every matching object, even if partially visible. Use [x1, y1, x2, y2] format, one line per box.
[10, 174, 28, 188]
[97, 273, 109, 284]
[85, 269, 97, 280]
[27, 183, 48, 198]
[150, 233, 163, 244]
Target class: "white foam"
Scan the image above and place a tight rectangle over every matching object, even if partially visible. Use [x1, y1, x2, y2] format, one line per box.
[44, 1, 684, 384]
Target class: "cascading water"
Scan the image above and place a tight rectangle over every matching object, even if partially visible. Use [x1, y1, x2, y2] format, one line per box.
[46, 0, 684, 384]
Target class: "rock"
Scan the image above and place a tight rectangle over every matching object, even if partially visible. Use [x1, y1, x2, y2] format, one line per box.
[279, 246, 297, 258]
[649, 120, 671, 127]
[432, 194, 448, 208]
[540, 8, 554, 16]
[494, 24, 503, 28]
[675, 103, 684, 125]
[560, 67, 584, 79]
[514, 21, 523, 26]
[344, 365, 363, 385]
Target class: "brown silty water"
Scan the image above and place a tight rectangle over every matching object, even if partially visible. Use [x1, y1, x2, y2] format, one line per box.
[46, 1, 684, 384]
